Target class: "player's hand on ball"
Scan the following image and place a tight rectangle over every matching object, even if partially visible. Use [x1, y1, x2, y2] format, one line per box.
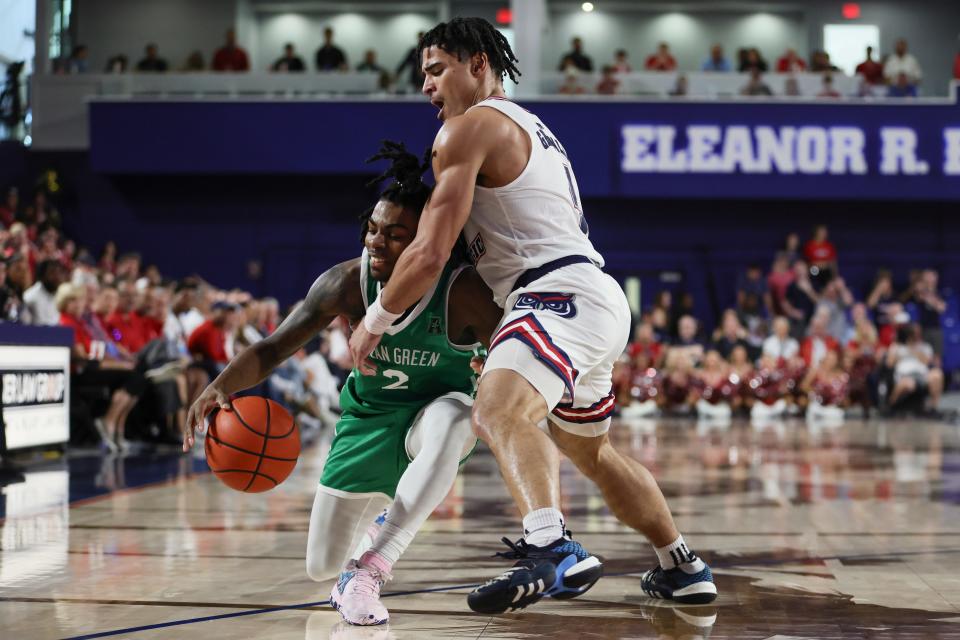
[184, 386, 232, 452]
[348, 322, 381, 376]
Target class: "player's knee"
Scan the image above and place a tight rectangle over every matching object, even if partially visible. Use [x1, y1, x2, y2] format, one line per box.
[471, 401, 507, 443]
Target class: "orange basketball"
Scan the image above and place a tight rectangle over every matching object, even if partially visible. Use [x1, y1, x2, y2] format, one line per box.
[205, 396, 300, 493]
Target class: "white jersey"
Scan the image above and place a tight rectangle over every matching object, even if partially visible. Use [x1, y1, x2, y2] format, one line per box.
[463, 97, 604, 306]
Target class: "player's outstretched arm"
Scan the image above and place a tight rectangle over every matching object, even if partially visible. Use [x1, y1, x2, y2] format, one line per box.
[350, 116, 491, 372]
[183, 258, 363, 450]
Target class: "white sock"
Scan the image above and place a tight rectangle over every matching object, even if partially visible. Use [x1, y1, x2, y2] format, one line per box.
[523, 507, 566, 547]
[655, 535, 705, 574]
[369, 519, 414, 567]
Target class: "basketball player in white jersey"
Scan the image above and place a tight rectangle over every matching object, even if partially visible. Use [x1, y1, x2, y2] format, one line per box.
[349, 17, 717, 613]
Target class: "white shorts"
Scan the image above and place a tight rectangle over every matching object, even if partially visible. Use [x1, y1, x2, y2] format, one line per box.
[481, 263, 631, 437]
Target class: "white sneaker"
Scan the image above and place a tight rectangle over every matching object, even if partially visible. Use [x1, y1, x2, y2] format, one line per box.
[94, 419, 119, 453]
[330, 560, 390, 626]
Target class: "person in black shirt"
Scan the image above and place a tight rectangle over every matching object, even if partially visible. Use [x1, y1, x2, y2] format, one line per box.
[912, 269, 946, 356]
[315, 27, 347, 71]
[558, 37, 593, 72]
[782, 260, 818, 337]
[136, 43, 168, 72]
[272, 43, 305, 72]
[395, 32, 426, 92]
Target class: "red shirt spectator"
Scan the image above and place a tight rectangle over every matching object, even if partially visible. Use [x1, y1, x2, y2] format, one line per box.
[212, 29, 250, 72]
[189, 319, 229, 363]
[800, 334, 839, 368]
[803, 224, 837, 266]
[105, 310, 151, 353]
[60, 311, 92, 352]
[644, 44, 677, 71]
[954, 52, 960, 80]
[776, 49, 807, 73]
[856, 46, 884, 85]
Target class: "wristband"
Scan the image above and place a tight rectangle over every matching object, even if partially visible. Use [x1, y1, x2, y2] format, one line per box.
[363, 298, 402, 335]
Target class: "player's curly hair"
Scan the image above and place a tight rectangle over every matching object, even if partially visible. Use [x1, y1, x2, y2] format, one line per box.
[359, 140, 431, 243]
[419, 17, 521, 85]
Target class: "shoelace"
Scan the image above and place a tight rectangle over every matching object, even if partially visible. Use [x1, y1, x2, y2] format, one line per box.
[348, 567, 386, 596]
[493, 530, 578, 559]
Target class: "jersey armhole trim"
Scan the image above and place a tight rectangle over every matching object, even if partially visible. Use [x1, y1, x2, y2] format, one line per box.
[445, 264, 484, 353]
[470, 101, 536, 193]
[360, 248, 370, 310]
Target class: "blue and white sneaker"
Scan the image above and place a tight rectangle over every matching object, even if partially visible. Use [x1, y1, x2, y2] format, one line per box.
[467, 557, 557, 614]
[499, 534, 603, 599]
[640, 564, 717, 604]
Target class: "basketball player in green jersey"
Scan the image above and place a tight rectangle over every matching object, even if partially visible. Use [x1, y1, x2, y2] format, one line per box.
[184, 142, 502, 626]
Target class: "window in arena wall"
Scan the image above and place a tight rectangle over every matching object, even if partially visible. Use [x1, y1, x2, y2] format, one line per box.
[823, 24, 880, 76]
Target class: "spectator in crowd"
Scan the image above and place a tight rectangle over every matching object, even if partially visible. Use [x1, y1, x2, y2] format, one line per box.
[695, 350, 739, 419]
[0, 187, 20, 228]
[0, 258, 27, 322]
[596, 66, 620, 95]
[20, 189, 61, 232]
[767, 253, 795, 315]
[98, 241, 118, 276]
[886, 323, 943, 413]
[669, 74, 689, 97]
[816, 277, 854, 342]
[612, 49, 631, 73]
[887, 72, 918, 98]
[67, 45, 89, 74]
[356, 49, 389, 89]
[855, 46, 884, 85]
[781, 231, 801, 265]
[910, 269, 946, 356]
[105, 55, 129, 73]
[115, 252, 141, 281]
[883, 38, 922, 87]
[803, 224, 838, 288]
[272, 43, 305, 72]
[776, 48, 806, 73]
[801, 310, 839, 368]
[741, 69, 772, 96]
[737, 264, 772, 316]
[701, 44, 730, 72]
[181, 51, 205, 72]
[136, 43, 168, 73]
[668, 315, 706, 368]
[315, 27, 347, 71]
[738, 48, 768, 73]
[711, 309, 749, 359]
[23, 259, 64, 325]
[187, 300, 240, 378]
[558, 69, 586, 95]
[866, 268, 896, 319]
[57, 283, 145, 452]
[784, 76, 801, 97]
[558, 37, 593, 72]
[212, 28, 250, 72]
[395, 32, 426, 92]
[817, 73, 841, 98]
[628, 321, 664, 369]
[104, 279, 152, 354]
[763, 316, 799, 361]
[809, 50, 838, 72]
[783, 260, 818, 335]
[644, 43, 677, 71]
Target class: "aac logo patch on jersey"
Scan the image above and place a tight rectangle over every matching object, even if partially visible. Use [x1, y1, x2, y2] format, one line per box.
[428, 316, 443, 335]
[513, 292, 578, 319]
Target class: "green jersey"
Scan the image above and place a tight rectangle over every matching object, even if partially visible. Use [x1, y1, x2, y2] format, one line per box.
[320, 250, 483, 498]
[339, 249, 483, 413]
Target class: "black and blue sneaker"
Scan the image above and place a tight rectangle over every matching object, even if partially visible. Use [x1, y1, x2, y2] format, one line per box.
[640, 564, 717, 604]
[498, 534, 603, 600]
[467, 557, 557, 614]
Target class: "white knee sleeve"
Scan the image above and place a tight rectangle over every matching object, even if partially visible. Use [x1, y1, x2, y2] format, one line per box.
[305, 487, 389, 582]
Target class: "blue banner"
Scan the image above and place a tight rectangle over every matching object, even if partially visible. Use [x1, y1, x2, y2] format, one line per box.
[90, 88, 960, 200]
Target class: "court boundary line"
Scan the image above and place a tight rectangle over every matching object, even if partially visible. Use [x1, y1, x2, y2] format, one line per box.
[58, 546, 960, 640]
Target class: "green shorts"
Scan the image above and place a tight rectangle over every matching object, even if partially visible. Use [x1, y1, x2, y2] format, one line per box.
[319, 393, 475, 499]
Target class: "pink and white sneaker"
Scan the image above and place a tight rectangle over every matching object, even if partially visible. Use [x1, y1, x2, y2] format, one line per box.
[330, 560, 390, 626]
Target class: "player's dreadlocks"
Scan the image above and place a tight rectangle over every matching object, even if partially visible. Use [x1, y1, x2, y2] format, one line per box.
[419, 17, 521, 85]
[359, 140, 432, 244]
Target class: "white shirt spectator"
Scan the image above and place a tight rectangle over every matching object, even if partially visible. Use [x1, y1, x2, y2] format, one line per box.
[762, 335, 799, 360]
[23, 283, 60, 325]
[883, 53, 922, 83]
[891, 342, 933, 381]
[178, 308, 205, 339]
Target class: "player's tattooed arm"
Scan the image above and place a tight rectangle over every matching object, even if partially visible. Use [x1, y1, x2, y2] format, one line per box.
[209, 258, 363, 396]
[448, 266, 503, 348]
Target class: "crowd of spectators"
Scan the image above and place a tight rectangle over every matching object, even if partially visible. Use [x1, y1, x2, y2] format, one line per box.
[58, 27, 426, 92]
[0, 176, 347, 454]
[615, 224, 951, 424]
[558, 36, 931, 98]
